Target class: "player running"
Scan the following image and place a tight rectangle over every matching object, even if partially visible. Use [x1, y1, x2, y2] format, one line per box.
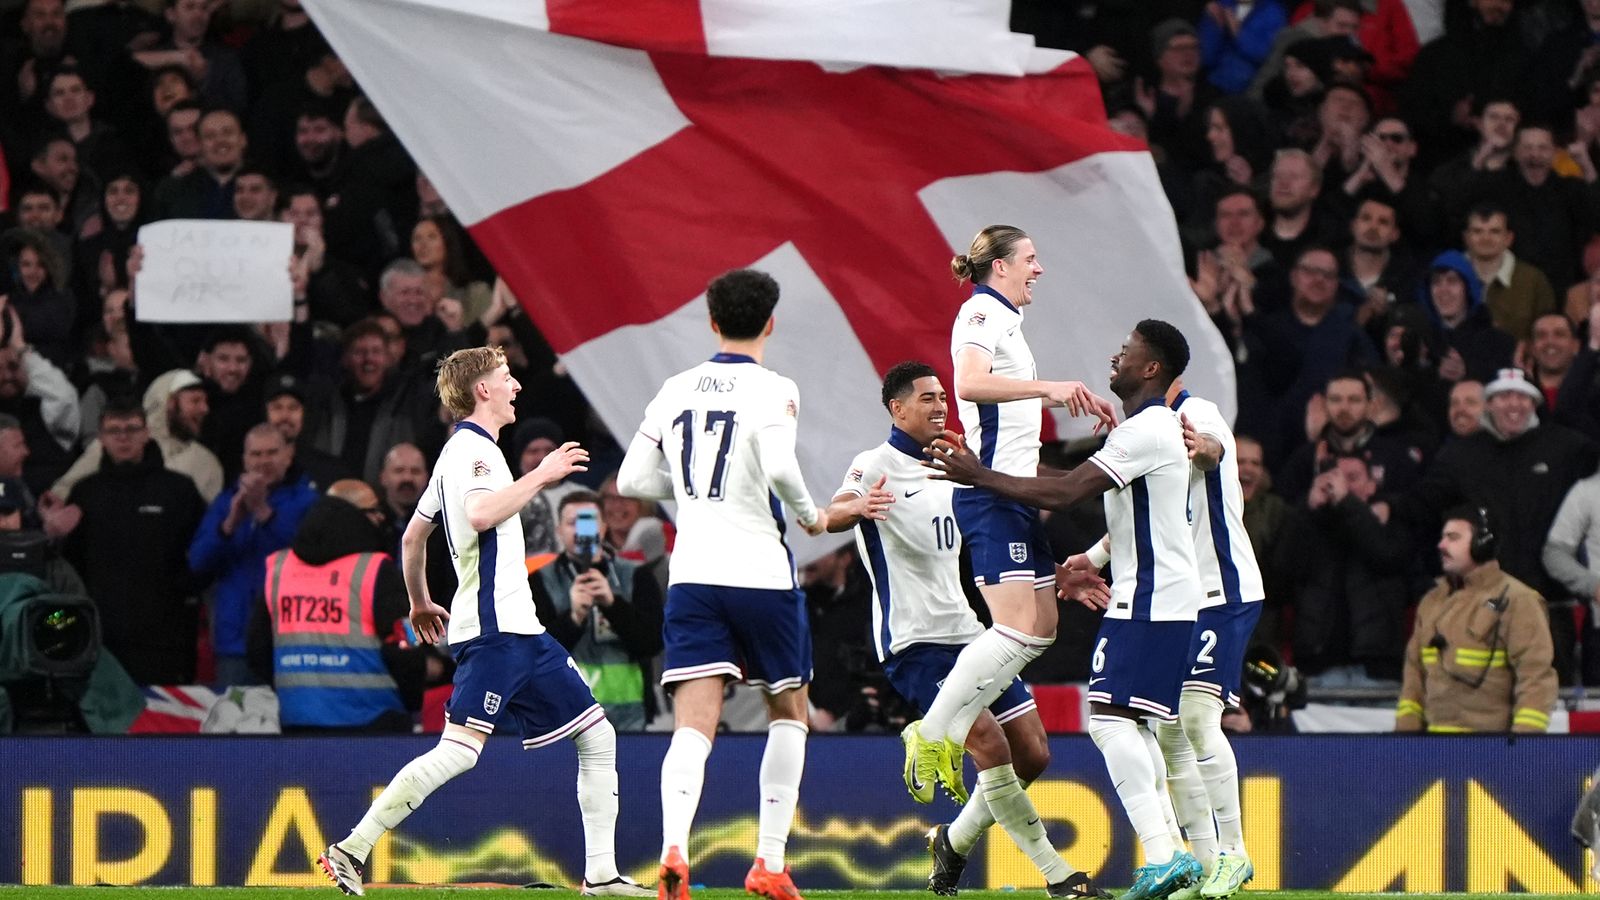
[825, 361, 1112, 899]
[928, 320, 1206, 900]
[317, 346, 650, 898]
[617, 269, 875, 900]
[904, 225, 1117, 805]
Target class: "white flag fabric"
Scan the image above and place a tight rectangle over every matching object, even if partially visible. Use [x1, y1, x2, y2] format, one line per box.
[305, 0, 1235, 563]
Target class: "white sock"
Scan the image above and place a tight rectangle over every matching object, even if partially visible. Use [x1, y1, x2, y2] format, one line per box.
[979, 764, 1075, 884]
[1139, 724, 1185, 850]
[947, 788, 995, 856]
[1089, 715, 1176, 865]
[660, 727, 713, 863]
[1156, 718, 1218, 873]
[574, 718, 621, 883]
[341, 734, 480, 861]
[923, 625, 1052, 744]
[1182, 693, 1245, 855]
[757, 719, 808, 871]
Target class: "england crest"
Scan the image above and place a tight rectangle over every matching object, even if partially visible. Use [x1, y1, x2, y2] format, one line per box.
[484, 691, 502, 715]
[1009, 542, 1028, 563]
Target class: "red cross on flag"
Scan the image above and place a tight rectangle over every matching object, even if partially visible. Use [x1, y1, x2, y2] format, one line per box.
[306, 0, 1235, 561]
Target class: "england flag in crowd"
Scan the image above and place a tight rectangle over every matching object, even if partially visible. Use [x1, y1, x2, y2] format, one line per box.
[304, 0, 1234, 561]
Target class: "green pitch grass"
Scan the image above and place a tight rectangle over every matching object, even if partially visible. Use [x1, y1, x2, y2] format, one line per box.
[0, 883, 1580, 890]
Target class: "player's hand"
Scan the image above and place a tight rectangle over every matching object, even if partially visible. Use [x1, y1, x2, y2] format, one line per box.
[799, 508, 828, 537]
[857, 474, 895, 521]
[1055, 562, 1110, 610]
[409, 599, 451, 645]
[1181, 413, 1201, 460]
[532, 441, 589, 486]
[922, 432, 984, 486]
[1049, 382, 1119, 433]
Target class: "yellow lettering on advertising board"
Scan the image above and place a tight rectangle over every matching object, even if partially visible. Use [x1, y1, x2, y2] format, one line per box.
[1466, 780, 1577, 892]
[70, 788, 172, 885]
[985, 779, 1111, 887]
[1240, 776, 1280, 890]
[1331, 780, 1443, 892]
[244, 787, 326, 886]
[190, 788, 216, 885]
[368, 785, 391, 884]
[22, 787, 51, 885]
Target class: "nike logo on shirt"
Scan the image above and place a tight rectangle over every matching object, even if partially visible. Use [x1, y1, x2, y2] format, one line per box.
[1190, 667, 1215, 675]
[905, 489, 923, 498]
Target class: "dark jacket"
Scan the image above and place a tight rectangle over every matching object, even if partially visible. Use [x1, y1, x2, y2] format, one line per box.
[1276, 420, 1426, 503]
[1403, 421, 1598, 601]
[246, 495, 437, 712]
[63, 442, 207, 684]
[304, 374, 427, 485]
[1282, 495, 1415, 677]
[1423, 250, 1516, 384]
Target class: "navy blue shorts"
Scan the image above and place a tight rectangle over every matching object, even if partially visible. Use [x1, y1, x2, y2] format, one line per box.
[1182, 602, 1263, 709]
[953, 488, 1054, 589]
[662, 583, 812, 694]
[447, 631, 602, 749]
[883, 642, 1037, 725]
[1084, 618, 1193, 720]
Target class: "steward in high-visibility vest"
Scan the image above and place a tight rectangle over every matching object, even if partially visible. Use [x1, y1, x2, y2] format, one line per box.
[252, 490, 427, 731]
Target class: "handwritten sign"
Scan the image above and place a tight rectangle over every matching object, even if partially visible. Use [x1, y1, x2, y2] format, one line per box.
[134, 220, 294, 323]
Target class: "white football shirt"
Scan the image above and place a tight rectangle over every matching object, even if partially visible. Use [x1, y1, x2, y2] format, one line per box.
[415, 421, 545, 644]
[635, 354, 817, 590]
[1087, 400, 1204, 623]
[949, 285, 1041, 479]
[1171, 391, 1266, 608]
[837, 428, 986, 661]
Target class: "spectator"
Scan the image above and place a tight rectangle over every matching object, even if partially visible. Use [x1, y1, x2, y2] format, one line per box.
[1262, 149, 1341, 269]
[278, 185, 368, 328]
[411, 214, 491, 324]
[1, 228, 75, 372]
[1473, 125, 1595, 293]
[188, 422, 317, 686]
[196, 327, 265, 483]
[1289, 0, 1420, 110]
[1245, 244, 1376, 458]
[1543, 465, 1600, 684]
[1529, 0, 1600, 126]
[1249, 0, 1363, 99]
[1258, 38, 1333, 149]
[0, 0, 72, 131]
[1279, 370, 1423, 501]
[1237, 433, 1295, 642]
[53, 367, 221, 505]
[247, 479, 433, 732]
[159, 98, 202, 179]
[1447, 378, 1486, 439]
[1402, 0, 1533, 169]
[0, 476, 84, 598]
[131, 0, 247, 114]
[1284, 451, 1413, 681]
[1186, 98, 1275, 241]
[0, 335, 78, 495]
[1404, 368, 1597, 680]
[1397, 506, 1556, 732]
[513, 417, 579, 557]
[131, 65, 195, 178]
[1363, 365, 1438, 472]
[1308, 83, 1372, 188]
[1426, 96, 1519, 234]
[1526, 311, 1600, 435]
[1339, 118, 1435, 250]
[230, 166, 277, 222]
[1421, 250, 1515, 385]
[71, 171, 145, 324]
[29, 135, 94, 237]
[598, 473, 668, 568]
[1341, 194, 1416, 334]
[262, 371, 346, 492]
[376, 442, 427, 545]
[39, 65, 130, 185]
[1141, 19, 1219, 174]
[249, 42, 354, 177]
[1462, 203, 1558, 345]
[241, 0, 320, 99]
[12, 182, 74, 277]
[152, 107, 247, 220]
[529, 490, 664, 731]
[323, 95, 417, 272]
[62, 399, 205, 685]
[802, 543, 883, 732]
[286, 102, 346, 199]
[1199, 0, 1289, 96]
[302, 318, 425, 484]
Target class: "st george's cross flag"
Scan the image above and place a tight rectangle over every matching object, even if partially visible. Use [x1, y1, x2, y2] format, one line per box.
[303, 0, 1234, 562]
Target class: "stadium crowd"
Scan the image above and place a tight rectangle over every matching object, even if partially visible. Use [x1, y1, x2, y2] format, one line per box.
[0, 0, 1597, 733]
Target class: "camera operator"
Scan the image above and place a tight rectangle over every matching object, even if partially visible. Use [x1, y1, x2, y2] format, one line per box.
[529, 490, 663, 731]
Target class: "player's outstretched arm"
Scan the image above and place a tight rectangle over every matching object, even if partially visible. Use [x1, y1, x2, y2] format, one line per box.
[463, 441, 589, 532]
[824, 476, 895, 533]
[1181, 413, 1224, 471]
[400, 514, 449, 645]
[617, 430, 674, 501]
[755, 418, 823, 534]
[924, 433, 1114, 511]
[954, 348, 1118, 430]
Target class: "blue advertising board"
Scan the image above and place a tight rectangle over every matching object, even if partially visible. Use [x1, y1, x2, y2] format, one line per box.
[2, 734, 1596, 891]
